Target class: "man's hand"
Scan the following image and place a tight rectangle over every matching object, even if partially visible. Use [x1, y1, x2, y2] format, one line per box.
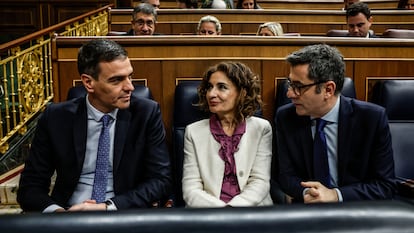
[67, 199, 107, 212]
[301, 181, 339, 203]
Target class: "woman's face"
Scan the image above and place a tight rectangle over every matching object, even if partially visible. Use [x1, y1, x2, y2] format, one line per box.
[406, 0, 414, 9]
[206, 71, 239, 118]
[241, 0, 255, 9]
[198, 22, 220, 35]
[258, 27, 275, 36]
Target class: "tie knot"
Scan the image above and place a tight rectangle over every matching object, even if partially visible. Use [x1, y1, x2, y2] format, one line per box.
[101, 115, 112, 128]
[316, 118, 327, 131]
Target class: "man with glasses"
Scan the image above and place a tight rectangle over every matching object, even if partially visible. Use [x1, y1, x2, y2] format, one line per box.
[273, 44, 395, 203]
[127, 3, 158, 36]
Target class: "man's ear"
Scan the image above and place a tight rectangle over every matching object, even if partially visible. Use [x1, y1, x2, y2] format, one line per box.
[81, 74, 94, 93]
[325, 81, 336, 97]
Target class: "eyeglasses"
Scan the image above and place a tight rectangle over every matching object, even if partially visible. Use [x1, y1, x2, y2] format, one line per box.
[133, 19, 155, 27]
[286, 78, 326, 96]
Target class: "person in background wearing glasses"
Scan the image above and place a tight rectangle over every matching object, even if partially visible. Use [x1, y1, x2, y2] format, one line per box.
[128, 3, 159, 36]
[273, 44, 395, 204]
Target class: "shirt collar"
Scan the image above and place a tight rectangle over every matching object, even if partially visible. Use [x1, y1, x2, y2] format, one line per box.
[85, 94, 118, 121]
[321, 95, 341, 124]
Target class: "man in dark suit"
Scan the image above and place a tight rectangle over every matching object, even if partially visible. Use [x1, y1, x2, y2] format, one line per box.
[346, 2, 377, 38]
[17, 39, 172, 212]
[274, 44, 395, 203]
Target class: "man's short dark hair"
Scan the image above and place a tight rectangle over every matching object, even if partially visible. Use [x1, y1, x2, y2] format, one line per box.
[346, 2, 371, 19]
[132, 3, 158, 21]
[77, 39, 127, 79]
[286, 44, 345, 94]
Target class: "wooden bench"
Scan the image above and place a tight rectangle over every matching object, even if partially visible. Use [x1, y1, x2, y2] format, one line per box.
[52, 35, 414, 146]
[110, 9, 414, 36]
[129, 0, 398, 9]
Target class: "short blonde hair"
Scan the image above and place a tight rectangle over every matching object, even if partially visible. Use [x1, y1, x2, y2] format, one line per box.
[197, 15, 222, 34]
[256, 22, 284, 36]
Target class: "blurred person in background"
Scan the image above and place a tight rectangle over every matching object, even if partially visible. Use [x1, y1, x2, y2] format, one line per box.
[197, 15, 222, 36]
[256, 22, 284, 36]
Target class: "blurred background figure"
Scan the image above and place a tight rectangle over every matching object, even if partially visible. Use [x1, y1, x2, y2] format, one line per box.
[128, 3, 158, 35]
[398, 0, 414, 9]
[177, 0, 198, 8]
[201, 0, 233, 8]
[141, 0, 160, 9]
[256, 22, 284, 36]
[197, 15, 222, 35]
[343, 0, 360, 10]
[236, 0, 261, 9]
[346, 2, 375, 37]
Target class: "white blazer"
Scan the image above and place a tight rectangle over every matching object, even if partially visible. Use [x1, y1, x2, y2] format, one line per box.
[182, 116, 273, 207]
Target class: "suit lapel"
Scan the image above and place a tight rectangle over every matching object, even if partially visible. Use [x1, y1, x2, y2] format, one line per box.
[113, 109, 131, 173]
[299, 116, 314, 178]
[73, 99, 88, 174]
[337, 96, 354, 185]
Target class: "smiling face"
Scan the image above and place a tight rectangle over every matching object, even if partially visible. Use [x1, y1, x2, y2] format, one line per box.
[83, 57, 135, 113]
[198, 22, 220, 35]
[347, 12, 372, 37]
[206, 71, 239, 118]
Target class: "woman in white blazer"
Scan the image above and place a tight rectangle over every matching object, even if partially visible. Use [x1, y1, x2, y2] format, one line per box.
[182, 61, 273, 207]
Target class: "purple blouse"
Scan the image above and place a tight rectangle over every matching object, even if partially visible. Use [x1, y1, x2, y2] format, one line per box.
[210, 114, 246, 203]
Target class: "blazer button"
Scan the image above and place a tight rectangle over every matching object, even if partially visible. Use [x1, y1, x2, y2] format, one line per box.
[239, 171, 244, 177]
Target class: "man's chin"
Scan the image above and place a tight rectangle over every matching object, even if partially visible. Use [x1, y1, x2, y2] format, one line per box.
[117, 101, 131, 109]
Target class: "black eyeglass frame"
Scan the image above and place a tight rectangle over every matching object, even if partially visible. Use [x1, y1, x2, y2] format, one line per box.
[286, 78, 327, 96]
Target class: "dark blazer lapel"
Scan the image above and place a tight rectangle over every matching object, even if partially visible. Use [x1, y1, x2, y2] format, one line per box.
[300, 116, 314, 177]
[113, 109, 131, 173]
[337, 96, 354, 184]
[73, 98, 88, 174]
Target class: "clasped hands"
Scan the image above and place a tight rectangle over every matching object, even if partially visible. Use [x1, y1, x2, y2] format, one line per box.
[55, 199, 107, 212]
[301, 181, 339, 203]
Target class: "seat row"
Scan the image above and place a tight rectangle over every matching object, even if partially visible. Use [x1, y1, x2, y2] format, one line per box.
[67, 78, 414, 206]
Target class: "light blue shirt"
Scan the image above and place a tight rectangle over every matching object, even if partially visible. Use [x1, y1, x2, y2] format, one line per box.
[308, 95, 344, 202]
[44, 96, 118, 212]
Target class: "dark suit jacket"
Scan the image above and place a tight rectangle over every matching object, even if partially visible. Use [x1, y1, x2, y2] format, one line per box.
[275, 96, 396, 202]
[17, 96, 172, 212]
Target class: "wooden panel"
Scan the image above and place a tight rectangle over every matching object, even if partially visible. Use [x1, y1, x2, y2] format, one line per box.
[52, 36, 414, 148]
[0, 0, 115, 40]
[132, 0, 177, 8]
[0, 3, 39, 35]
[257, 0, 398, 10]
[110, 9, 414, 36]
[129, 0, 398, 9]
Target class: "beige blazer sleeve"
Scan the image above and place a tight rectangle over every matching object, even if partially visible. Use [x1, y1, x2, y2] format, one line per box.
[182, 119, 227, 207]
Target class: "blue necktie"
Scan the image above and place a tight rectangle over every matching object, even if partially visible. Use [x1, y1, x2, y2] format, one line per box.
[313, 118, 331, 187]
[91, 114, 111, 203]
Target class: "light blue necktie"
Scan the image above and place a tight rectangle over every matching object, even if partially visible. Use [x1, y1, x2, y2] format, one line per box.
[91, 114, 111, 203]
[313, 118, 331, 187]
